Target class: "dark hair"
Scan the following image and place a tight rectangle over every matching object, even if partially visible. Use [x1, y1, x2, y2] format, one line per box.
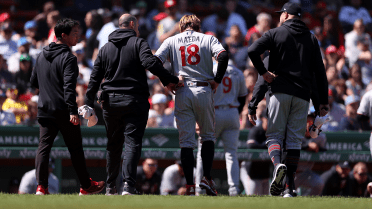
[54, 18, 80, 40]
[90, 10, 104, 31]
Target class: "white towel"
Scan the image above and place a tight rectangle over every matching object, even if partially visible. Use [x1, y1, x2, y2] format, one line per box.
[78, 105, 98, 127]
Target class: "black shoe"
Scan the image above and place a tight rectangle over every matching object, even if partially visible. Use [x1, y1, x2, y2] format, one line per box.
[283, 188, 297, 198]
[105, 187, 118, 196]
[122, 182, 141, 195]
[270, 164, 287, 196]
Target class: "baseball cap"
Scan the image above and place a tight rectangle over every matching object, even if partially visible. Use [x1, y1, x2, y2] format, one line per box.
[24, 20, 37, 30]
[344, 95, 360, 106]
[17, 37, 30, 48]
[152, 94, 167, 104]
[0, 13, 10, 23]
[153, 12, 168, 22]
[164, 0, 177, 8]
[20, 53, 31, 62]
[328, 89, 334, 97]
[338, 161, 350, 169]
[325, 45, 337, 55]
[275, 2, 302, 17]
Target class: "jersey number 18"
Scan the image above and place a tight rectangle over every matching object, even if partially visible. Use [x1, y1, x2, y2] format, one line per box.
[179, 44, 200, 66]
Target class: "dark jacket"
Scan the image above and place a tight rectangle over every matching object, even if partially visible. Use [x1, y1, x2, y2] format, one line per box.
[321, 165, 347, 196]
[86, 29, 178, 108]
[30, 43, 79, 118]
[248, 19, 328, 104]
[248, 56, 321, 115]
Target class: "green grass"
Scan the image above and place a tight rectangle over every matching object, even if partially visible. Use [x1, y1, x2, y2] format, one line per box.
[0, 194, 372, 209]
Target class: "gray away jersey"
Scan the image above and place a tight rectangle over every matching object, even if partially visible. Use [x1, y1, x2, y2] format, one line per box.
[357, 90, 372, 127]
[155, 30, 225, 81]
[213, 61, 248, 107]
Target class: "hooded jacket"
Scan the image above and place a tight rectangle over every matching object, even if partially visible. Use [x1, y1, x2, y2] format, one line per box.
[247, 19, 328, 104]
[30, 42, 79, 119]
[85, 29, 179, 108]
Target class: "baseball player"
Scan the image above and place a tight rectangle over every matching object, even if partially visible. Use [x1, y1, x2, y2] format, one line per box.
[195, 56, 247, 196]
[155, 14, 228, 196]
[357, 90, 372, 156]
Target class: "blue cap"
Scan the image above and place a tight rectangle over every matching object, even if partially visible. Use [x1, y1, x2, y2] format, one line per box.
[24, 20, 37, 30]
[345, 95, 360, 106]
[17, 37, 29, 47]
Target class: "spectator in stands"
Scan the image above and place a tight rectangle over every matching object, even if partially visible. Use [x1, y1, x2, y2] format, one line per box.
[343, 162, 372, 197]
[148, 94, 174, 128]
[84, 10, 103, 68]
[339, 95, 362, 131]
[323, 0, 344, 12]
[157, 0, 179, 44]
[131, 1, 151, 39]
[24, 21, 40, 49]
[148, 13, 167, 53]
[160, 161, 187, 195]
[321, 161, 351, 196]
[2, 85, 28, 124]
[8, 177, 20, 194]
[332, 79, 347, 105]
[244, 13, 271, 46]
[96, 9, 118, 50]
[33, 1, 55, 40]
[346, 64, 364, 97]
[46, 10, 61, 44]
[202, 0, 247, 40]
[0, 23, 17, 61]
[295, 113, 326, 196]
[72, 43, 91, 85]
[18, 158, 59, 194]
[135, 158, 161, 194]
[339, 0, 372, 33]
[240, 110, 271, 195]
[8, 37, 36, 74]
[0, 54, 13, 85]
[24, 95, 38, 126]
[14, 54, 33, 89]
[321, 89, 345, 131]
[325, 45, 339, 69]
[326, 66, 339, 86]
[0, 90, 16, 126]
[354, 35, 372, 86]
[224, 25, 244, 58]
[176, 0, 191, 20]
[322, 14, 343, 48]
[345, 19, 372, 65]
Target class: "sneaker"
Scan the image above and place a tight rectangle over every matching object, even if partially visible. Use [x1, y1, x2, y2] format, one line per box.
[36, 185, 49, 195]
[270, 164, 287, 196]
[79, 179, 105, 196]
[283, 188, 297, 198]
[105, 187, 118, 196]
[122, 182, 140, 195]
[185, 185, 195, 196]
[199, 177, 218, 196]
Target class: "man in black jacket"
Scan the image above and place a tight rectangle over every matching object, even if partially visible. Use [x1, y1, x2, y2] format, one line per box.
[247, 2, 329, 198]
[85, 14, 180, 195]
[30, 18, 105, 195]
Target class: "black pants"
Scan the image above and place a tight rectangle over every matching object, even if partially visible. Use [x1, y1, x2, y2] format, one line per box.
[36, 117, 91, 189]
[102, 93, 149, 188]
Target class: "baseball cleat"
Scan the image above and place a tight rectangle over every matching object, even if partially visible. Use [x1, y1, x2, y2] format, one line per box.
[105, 187, 118, 196]
[122, 182, 141, 195]
[270, 164, 287, 196]
[36, 185, 50, 195]
[185, 184, 196, 196]
[199, 177, 218, 196]
[282, 188, 297, 198]
[79, 179, 105, 196]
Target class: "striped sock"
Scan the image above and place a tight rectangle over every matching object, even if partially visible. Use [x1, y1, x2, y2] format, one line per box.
[285, 149, 300, 189]
[267, 141, 281, 166]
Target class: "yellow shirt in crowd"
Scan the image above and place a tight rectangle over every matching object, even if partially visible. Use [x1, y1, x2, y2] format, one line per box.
[2, 98, 28, 124]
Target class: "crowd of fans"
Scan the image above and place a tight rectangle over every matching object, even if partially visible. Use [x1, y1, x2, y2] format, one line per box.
[1, 0, 372, 131]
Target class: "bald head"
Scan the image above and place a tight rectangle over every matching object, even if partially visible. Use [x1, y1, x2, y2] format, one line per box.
[119, 14, 137, 29]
